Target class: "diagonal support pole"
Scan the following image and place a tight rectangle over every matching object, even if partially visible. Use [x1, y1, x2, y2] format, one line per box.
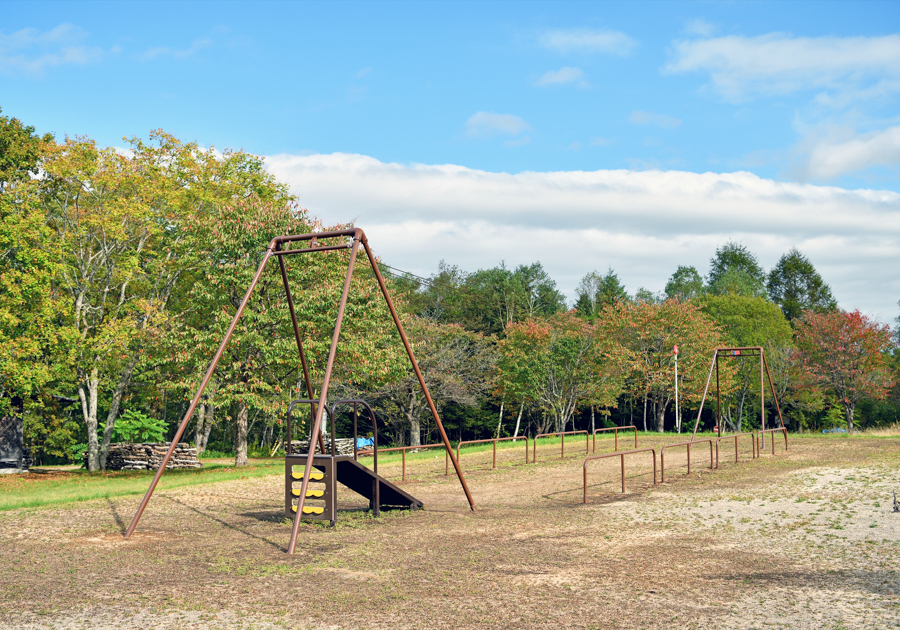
[359, 233, 476, 513]
[125, 244, 277, 539]
[287, 235, 361, 554]
[690, 350, 719, 442]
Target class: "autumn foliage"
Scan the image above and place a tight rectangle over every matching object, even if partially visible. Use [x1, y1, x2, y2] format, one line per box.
[794, 310, 895, 431]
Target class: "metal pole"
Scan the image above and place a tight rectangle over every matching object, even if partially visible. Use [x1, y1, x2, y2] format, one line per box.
[288, 235, 361, 555]
[125, 242, 277, 540]
[760, 348, 765, 434]
[690, 351, 718, 441]
[715, 355, 721, 437]
[278, 253, 325, 454]
[674, 348, 679, 433]
[359, 234, 476, 512]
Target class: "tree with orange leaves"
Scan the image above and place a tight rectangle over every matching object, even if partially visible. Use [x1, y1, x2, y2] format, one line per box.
[794, 309, 895, 431]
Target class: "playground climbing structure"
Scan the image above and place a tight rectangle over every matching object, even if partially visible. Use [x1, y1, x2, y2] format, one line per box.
[123, 229, 475, 554]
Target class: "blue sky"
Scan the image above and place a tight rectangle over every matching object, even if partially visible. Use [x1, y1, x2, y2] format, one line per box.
[3, 1, 900, 320]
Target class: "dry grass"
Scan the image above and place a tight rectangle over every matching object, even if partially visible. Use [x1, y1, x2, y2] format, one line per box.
[862, 422, 900, 436]
[1, 434, 898, 630]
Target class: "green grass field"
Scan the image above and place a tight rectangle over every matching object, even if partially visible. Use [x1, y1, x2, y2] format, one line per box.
[0, 459, 284, 512]
[3, 430, 890, 513]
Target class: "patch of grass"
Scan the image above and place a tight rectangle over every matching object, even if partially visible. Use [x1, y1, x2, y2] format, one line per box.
[0, 459, 284, 511]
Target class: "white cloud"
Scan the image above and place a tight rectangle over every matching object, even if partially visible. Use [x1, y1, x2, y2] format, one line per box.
[684, 19, 716, 38]
[665, 33, 900, 102]
[534, 66, 586, 87]
[0, 23, 102, 76]
[629, 111, 682, 129]
[265, 152, 900, 321]
[142, 37, 212, 60]
[540, 28, 637, 56]
[798, 124, 900, 179]
[465, 112, 530, 138]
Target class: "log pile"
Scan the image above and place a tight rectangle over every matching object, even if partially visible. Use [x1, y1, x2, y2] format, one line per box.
[290, 437, 355, 456]
[85, 443, 203, 471]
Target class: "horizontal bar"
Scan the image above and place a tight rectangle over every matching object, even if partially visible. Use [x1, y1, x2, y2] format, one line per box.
[272, 244, 352, 256]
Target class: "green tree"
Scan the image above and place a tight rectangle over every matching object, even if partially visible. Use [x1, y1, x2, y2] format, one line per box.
[665, 265, 704, 300]
[163, 201, 409, 465]
[0, 112, 61, 426]
[575, 267, 628, 321]
[697, 295, 793, 431]
[767, 248, 837, 321]
[498, 312, 627, 435]
[707, 242, 767, 298]
[372, 318, 495, 446]
[600, 299, 725, 433]
[38, 131, 289, 470]
[0, 106, 53, 188]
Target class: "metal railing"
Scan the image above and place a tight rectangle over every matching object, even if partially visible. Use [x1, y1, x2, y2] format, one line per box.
[583, 448, 657, 501]
[533, 430, 590, 463]
[715, 432, 756, 468]
[592, 425, 638, 453]
[456, 436, 530, 471]
[660, 439, 714, 483]
[358, 443, 448, 482]
[757, 427, 788, 456]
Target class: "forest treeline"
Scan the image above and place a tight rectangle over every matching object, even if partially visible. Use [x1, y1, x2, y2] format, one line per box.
[2, 112, 898, 470]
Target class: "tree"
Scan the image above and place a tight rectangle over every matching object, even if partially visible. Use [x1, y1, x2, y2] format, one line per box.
[575, 267, 628, 321]
[397, 261, 564, 336]
[767, 248, 837, 321]
[665, 265, 704, 301]
[0, 112, 60, 425]
[38, 131, 290, 470]
[498, 312, 626, 435]
[460, 262, 565, 335]
[697, 295, 793, 431]
[0, 106, 53, 188]
[600, 299, 725, 433]
[707, 242, 767, 298]
[163, 200, 409, 465]
[794, 310, 895, 431]
[372, 318, 495, 446]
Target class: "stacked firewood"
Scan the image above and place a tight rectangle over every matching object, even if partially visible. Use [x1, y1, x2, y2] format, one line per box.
[289, 437, 355, 456]
[86, 443, 203, 471]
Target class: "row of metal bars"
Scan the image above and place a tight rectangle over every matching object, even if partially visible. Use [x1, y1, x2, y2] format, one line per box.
[122, 228, 475, 555]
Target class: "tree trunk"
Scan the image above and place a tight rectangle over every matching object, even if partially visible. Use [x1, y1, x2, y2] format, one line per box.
[78, 368, 100, 471]
[235, 402, 248, 467]
[591, 406, 595, 435]
[642, 394, 647, 432]
[200, 406, 213, 453]
[99, 353, 139, 469]
[495, 401, 504, 439]
[843, 402, 855, 432]
[194, 403, 207, 450]
[513, 402, 524, 438]
[655, 399, 665, 433]
[406, 388, 421, 446]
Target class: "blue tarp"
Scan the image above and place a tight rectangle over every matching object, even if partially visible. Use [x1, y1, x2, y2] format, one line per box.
[356, 437, 375, 448]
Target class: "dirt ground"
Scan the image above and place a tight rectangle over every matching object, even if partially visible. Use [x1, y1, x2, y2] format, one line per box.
[1, 435, 899, 630]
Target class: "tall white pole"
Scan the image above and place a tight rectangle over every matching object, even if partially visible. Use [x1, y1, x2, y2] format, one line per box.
[674, 345, 680, 433]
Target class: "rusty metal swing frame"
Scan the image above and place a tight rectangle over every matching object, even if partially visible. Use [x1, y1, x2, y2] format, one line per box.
[689, 347, 787, 448]
[123, 228, 476, 554]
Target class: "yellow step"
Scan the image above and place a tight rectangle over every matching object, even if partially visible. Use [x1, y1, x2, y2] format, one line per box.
[291, 489, 324, 498]
[291, 470, 324, 481]
[290, 505, 325, 515]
